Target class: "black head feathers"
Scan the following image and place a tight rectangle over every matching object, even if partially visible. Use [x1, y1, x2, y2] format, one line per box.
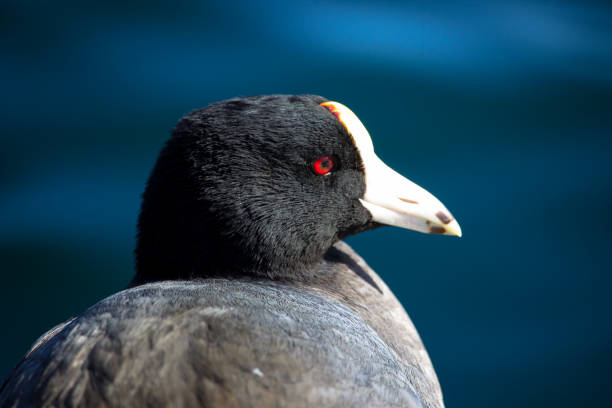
[133, 95, 373, 284]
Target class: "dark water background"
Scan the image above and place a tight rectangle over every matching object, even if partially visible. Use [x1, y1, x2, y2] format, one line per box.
[1, 1, 611, 406]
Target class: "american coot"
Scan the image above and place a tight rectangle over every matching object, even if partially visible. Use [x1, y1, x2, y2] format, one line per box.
[0, 95, 461, 408]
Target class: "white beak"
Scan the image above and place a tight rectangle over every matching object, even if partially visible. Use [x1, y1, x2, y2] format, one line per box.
[321, 101, 462, 237]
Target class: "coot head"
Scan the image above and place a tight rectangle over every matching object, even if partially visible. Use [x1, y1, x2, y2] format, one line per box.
[133, 95, 460, 284]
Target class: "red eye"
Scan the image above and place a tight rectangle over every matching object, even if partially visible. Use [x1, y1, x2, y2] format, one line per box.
[312, 156, 335, 175]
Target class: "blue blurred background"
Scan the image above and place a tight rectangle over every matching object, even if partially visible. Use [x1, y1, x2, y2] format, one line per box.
[1, 1, 611, 406]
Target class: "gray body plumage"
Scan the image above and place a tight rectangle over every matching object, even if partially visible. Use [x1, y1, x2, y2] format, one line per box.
[0, 242, 443, 408]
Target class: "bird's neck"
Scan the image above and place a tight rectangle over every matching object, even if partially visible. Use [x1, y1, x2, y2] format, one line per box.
[132, 195, 332, 286]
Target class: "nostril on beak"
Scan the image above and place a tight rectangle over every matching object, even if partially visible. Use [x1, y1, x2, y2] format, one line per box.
[398, 197, 418, 204]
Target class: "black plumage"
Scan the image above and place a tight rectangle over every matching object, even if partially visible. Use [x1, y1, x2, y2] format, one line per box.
[1, 95, 453, 408]
[134, 95, 372, 284]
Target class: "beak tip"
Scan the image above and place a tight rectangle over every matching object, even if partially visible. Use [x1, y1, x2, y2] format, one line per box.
[446, 219, 462, 238]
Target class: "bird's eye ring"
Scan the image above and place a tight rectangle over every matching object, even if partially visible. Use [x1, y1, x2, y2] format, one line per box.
[312, 156, 335, 176]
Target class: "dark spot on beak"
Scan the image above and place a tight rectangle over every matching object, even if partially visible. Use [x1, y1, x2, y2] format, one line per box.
[435, 211, 453, 225]
[430, 226, 446, 234]
[399, 197, 418, 204]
